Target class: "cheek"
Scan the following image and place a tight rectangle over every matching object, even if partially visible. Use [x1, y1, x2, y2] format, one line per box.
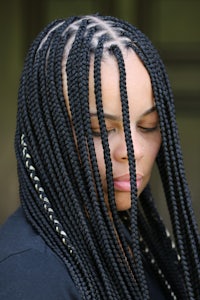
[145, 137, 161, 169]
[150, 142, 160, 160]
[138, 139, 161, 195]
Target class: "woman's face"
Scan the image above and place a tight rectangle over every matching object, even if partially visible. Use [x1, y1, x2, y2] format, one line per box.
[89, 50, 161, 211]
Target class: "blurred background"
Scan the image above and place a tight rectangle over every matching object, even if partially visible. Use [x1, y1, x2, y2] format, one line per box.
[0, 0, 199, 228]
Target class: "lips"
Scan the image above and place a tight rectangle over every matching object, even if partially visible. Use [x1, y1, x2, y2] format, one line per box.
[113, 174, 143, 192]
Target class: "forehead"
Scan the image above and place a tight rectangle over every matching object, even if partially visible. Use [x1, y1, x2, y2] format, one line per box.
[88, 49, 154, 117]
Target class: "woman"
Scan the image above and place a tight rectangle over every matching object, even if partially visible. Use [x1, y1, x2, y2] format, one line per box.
[0, 14, 199, 299]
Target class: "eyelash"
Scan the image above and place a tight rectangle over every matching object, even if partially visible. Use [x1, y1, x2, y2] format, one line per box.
[91, 128, 115, 137]
[138, 125, 159, 133]
[91, 124, 160, 137]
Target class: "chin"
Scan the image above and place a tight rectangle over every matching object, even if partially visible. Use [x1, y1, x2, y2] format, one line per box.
[115, 187, 145, 211]
[117, 205, 131, 211]
[115, 194, 131, 211]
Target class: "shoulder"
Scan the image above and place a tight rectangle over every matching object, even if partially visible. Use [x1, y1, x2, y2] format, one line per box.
[0, 248, 81, 300]
[0, 208, 45, 258]
[0, 208, 81, 300]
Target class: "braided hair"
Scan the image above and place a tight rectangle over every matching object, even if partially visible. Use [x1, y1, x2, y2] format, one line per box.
[15, 14, 200, 299]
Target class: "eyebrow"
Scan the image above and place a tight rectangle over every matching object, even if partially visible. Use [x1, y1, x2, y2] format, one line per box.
[141, 105, 157, 117]
[90, 106, 157, 121]
[90, 112, 122, 121]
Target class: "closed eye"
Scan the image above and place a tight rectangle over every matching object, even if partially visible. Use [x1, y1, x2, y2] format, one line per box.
[92, 128, 116, 137]
[138, 124, 160, 133]
[90, 113, 120, 138]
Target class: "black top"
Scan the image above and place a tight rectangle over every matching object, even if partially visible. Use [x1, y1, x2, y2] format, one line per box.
[0, 208, 171, 299]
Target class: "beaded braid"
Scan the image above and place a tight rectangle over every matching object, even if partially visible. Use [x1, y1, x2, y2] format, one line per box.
[15, 14, 200, 299]
[113, 18, 200, 297]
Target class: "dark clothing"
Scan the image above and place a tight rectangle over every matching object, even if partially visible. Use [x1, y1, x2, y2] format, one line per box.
[0, 208, 81, 300]
[0, 208, 171, 299]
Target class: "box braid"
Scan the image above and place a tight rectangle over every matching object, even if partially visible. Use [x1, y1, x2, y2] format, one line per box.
[15, 14, 200, 299]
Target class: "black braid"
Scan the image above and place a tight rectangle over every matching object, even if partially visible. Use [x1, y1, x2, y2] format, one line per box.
[15, 14, 200, 299]
[92, 38, 143, 299]
[146, 55, 200, 298]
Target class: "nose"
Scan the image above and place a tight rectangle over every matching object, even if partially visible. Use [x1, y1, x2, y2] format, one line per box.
[113, 132, 128, 161]
[113, 129, 144, 162]
[132, 130, 144, 161]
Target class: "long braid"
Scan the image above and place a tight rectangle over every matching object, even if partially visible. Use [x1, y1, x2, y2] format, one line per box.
[109, 45, 149, 299]
[70, 22, 142, 299]
[121, 23, 200, 298]
[66, 21, 118, 298]
[148, 55, 200, 298]
[17, 21, 99, 299]
[65, 18, 138, 299]
[92, 37, 143, 299]
[138, 186, 186, 299]
[15, 14, 200, 299]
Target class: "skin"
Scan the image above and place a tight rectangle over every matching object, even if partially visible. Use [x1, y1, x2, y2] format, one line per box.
[89, 49, 161, 211]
